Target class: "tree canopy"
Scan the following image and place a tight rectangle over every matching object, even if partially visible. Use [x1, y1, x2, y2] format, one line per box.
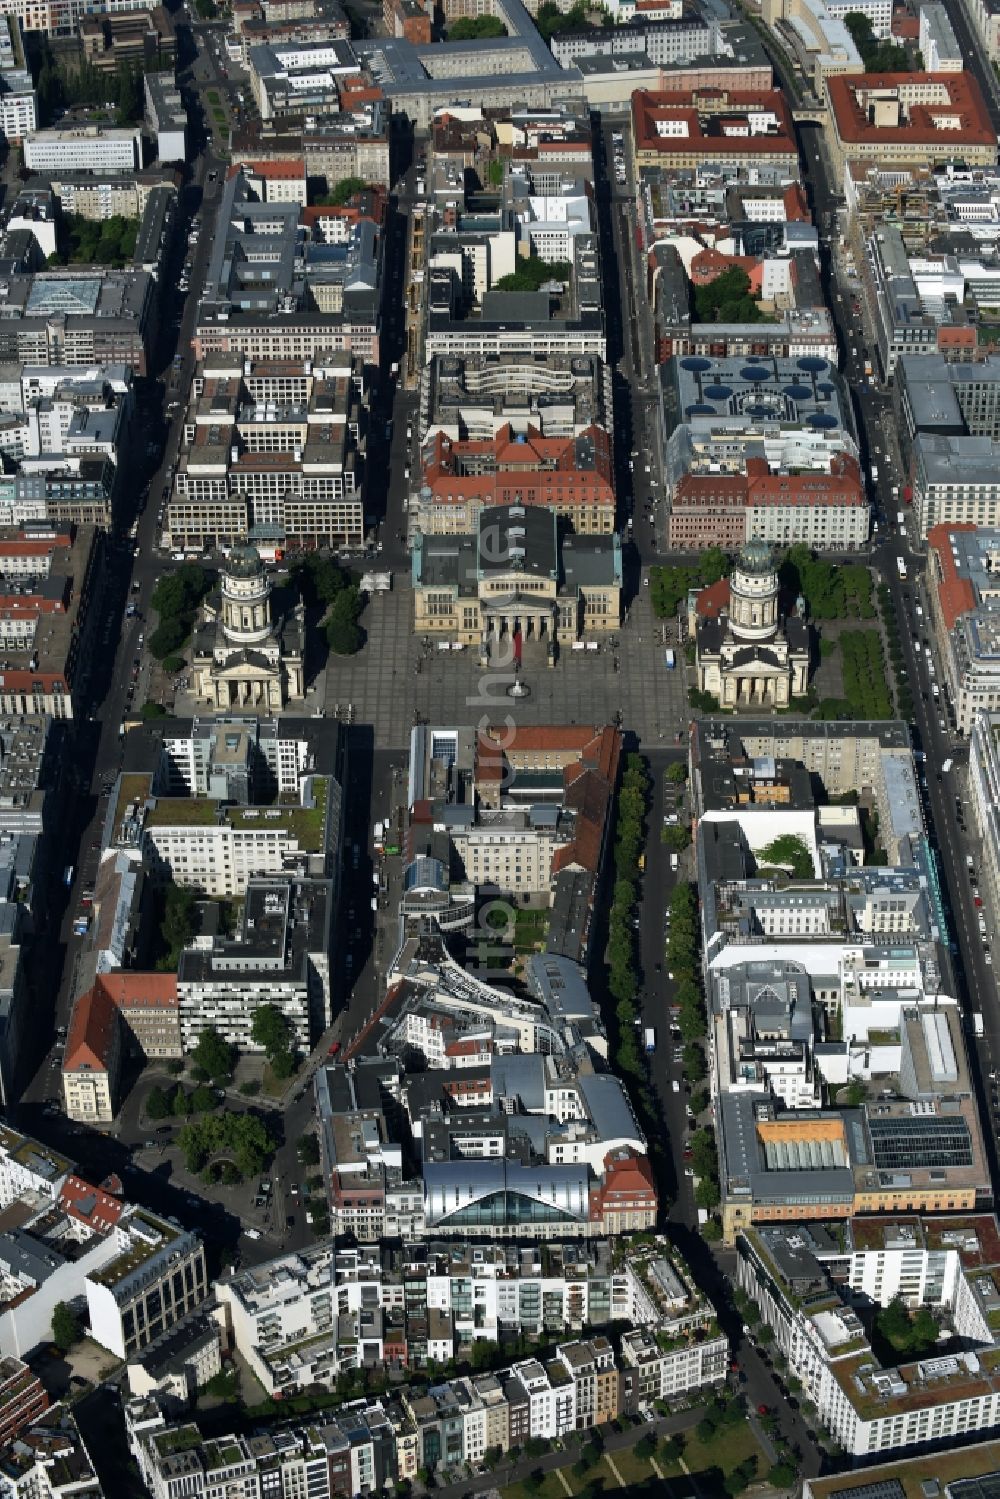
[494, 254, 570, 293]
[843, 11, 911, 69]
[449, 14, 505, 37]
[191, 1025, 236, 1083]
[177, 1109, 276, 1179]
[51, 1301, 82, 1351]
[694, 266, 767, 325]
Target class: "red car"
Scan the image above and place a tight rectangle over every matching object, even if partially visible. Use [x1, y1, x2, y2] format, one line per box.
[975, 898, 984, 907]
[327, 1041, 341, 1057]
[757, 1405, 770, 1417]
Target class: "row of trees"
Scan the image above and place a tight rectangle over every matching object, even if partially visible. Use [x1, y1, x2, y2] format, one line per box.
[779, 545, 874, 621]
[607, 754, 650, 1080]
[666, 883, 705, 1042]
[839, 628, 893, 720]
[146, 1081, 219, 1119]
[648, 547, 728, 621]
[878, 580, 914, 720]
[149, 563, 212, 662]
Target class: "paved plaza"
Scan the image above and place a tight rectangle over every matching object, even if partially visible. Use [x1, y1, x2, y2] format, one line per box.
[323, 576, 690, 751]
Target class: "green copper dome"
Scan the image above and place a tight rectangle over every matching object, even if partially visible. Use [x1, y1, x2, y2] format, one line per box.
[226, 541, 264, 579]
[737, 536, 775, 576]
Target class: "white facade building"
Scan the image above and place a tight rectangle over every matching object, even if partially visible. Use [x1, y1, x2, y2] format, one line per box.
[23, 127, 142, 174]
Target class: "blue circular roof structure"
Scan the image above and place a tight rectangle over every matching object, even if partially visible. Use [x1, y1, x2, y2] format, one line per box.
[818, 381, 837, 394]
[741, 366, 771, 381]
[808, 411, 838, 429]
[798, 356, 827, 373]
[681, 356, 711, 372]
[784, 384, 812, 400]
[747, 404, 774, 417]
[686, 404, 716, 416]
[703, 384, 732, 400]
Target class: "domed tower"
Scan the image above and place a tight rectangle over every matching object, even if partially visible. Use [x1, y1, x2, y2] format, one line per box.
[220, 542, 274, 649]
[728, 537, 780, 644]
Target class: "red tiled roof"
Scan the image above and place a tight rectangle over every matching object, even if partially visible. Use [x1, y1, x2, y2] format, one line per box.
[63, 980, 118, 1073]
[827, 72, 996, 150]
[58, 1173, 124, 1233]
[631, 87, 797, 158]
[100, 971, 178, 1010]
[695, 578, 731, 619]
[928, 522, 978, 629]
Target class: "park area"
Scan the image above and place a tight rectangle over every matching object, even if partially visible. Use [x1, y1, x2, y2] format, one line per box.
[499, 1419, 778, 1499]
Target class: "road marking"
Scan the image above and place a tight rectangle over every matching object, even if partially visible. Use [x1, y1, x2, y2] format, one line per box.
[555, 1467, 573, 1496]
[605, 1453, 627, 1488]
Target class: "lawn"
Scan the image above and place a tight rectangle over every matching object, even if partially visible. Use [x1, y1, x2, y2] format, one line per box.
[503, 1476, 567, 1499]
[681, 1421, 764, 1479]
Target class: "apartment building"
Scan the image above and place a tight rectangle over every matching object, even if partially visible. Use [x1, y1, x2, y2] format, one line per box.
[970, 710, 1000, 943]
[86, 1210, 208, 1361]
[144, 73, 185, 164]
[738, 1216, 1000, 1457]
[176, 876, 332, 1052]
[0, 1356, 47, 1446]
[0, 1124, 68, 1210]
[0, 0, 151, 33]
[0, 1404, 101, 1497]
[0, 270, 152, 376]
[164, 352, 365, 554]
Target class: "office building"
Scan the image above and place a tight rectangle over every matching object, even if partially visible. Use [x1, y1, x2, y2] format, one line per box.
[192, 171, 380, 367]
[631, 87, 799, 176]
[176, 875, 332, 1052]
[23, 126, 142, 173]
[143, 72, 186, 164]
[165, 352, 366, 555]
[412, 423, 615, 536]
[825, 72, 999, 174]
[62, 972, 180, 1124]
[85, 1210, 208, 1361]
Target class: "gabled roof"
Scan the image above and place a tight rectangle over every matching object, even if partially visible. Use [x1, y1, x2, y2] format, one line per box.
[63, 979, 118, 1073]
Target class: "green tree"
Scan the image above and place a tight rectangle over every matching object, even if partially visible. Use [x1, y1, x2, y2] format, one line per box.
[769, 1460, 797, 1489]
[666, 760, 688, 784]
[324, 176, 367, 205]
[757, 834, 813, 878]
[683, 1042, 707, 1082]
[660, 1435, 684, 1464]
[172, 1086, 190, 1117]
[297, 1133, 321, 1166]
[449, 13, 505, 36]
[190, 1083, 217, 1114]
[192, 1025, 235, 1082]
[158, 885, 201, 971]
[635, 1434, 657, 1461]
[702, 1218, 723, 1242]
[326, 587, 362, 655]
[152, 564, 209, 621]
[695, 1175, 721, 1210]
[695, 266, 767, 324]
[146, 1084, 172, 1119]
[51, 1301, 82, 1351]
[252, 1003, 292, 1060]
[148, 617, 188, 660]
